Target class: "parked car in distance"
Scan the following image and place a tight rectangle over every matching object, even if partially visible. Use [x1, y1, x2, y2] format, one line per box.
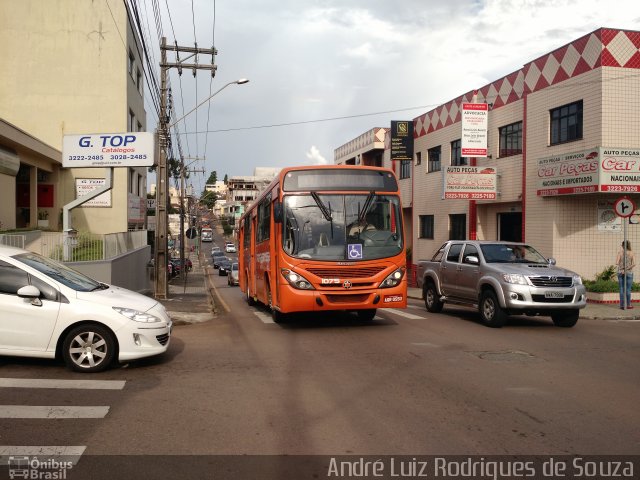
[225, 242, 236, 253]
[172, 257, 193, 272]
[211, 246, 220, 254]
[228, 262, 239, 286]
[416, 241, 587, 328]
[0, 245, 172, 372]
[218, 257, 232, 276]
[212, 251, 226, 269]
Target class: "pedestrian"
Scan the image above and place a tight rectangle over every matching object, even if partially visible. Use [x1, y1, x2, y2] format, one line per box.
[616, 240, 636, 309]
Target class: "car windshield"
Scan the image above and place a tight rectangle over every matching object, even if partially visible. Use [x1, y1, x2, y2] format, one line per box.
[282, 193, 403, 261]
[14, 251, 103, 291]
[480, 244, 548, 264]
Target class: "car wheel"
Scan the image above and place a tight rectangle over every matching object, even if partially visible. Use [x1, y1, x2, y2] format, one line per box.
[423, 281, 444, 313]
[267, 283, 288, 323]
[62, 324, 116, 373]
[552, 310, 579, 328]
[479, 290, 507, 328]
[354, 309, 377, 322]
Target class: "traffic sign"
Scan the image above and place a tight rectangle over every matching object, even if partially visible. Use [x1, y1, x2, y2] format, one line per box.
[614, 197, 636, 218]
[186, 227, 197, 239]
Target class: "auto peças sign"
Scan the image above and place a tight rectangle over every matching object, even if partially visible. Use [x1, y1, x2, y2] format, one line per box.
[62, 132, 155, 168]
[537, 147, 640, 196]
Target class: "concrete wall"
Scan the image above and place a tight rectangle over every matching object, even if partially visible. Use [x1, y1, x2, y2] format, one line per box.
[70, 246, 152, 294]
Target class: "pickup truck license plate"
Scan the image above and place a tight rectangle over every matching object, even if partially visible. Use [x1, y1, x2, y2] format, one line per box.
[544, 291, 564, 299]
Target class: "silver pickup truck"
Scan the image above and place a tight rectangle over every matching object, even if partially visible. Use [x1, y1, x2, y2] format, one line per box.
[416, 241, 587, 328]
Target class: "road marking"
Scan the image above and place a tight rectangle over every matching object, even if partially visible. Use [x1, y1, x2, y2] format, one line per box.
[254, 311, 274, 324]
[0, 378, 125, 390]
[0, 446, 85, 466]
[411, 342, 440, 348]
[407, 304, 423, 310]
[0, 406, 109, 419]
[384, 308, 425, 320]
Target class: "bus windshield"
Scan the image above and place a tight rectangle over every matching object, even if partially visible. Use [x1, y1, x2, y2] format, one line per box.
[282, 193, 403, 261]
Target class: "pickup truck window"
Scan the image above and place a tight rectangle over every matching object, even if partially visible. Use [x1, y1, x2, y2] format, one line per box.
[480, 243, 547, 264]
[462, 244, 479, 263]
[446, 243, 464, 263]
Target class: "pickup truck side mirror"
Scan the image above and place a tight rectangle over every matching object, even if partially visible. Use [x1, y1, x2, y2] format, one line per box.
[464, 255, 479, 265]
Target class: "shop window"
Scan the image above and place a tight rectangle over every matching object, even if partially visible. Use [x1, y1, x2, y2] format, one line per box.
[451, 139, 466, 166]
[550, 100, 583, 145]
[499, 122, 522, 157]
[449, 214, 466, 240]
[428, 146, 441, 173]
[399, 160, 411, 179]
[419, 215, 434, 239]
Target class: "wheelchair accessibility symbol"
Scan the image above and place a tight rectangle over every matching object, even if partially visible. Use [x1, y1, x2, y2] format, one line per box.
[348, 243, 363, 259]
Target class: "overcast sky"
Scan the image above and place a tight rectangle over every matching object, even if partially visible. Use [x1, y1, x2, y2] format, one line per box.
[143, 0, 640, 194]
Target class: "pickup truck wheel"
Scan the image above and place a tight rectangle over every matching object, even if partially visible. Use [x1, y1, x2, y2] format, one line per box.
[552, 310, 579, 328]
[423, 282, 443, 313]
[479, 290, 507, 328]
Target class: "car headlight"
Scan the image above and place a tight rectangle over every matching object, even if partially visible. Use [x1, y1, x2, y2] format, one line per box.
[379, 268, 405, 288]
[573, 275, 583, 285]
[281, 269, 315, 290]
[113, 307, 162, 323]
[502, 273, 528, 285]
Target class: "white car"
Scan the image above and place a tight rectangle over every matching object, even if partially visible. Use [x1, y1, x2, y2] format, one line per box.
[0, 245, 172, 372]
[225, 243, 236, 253]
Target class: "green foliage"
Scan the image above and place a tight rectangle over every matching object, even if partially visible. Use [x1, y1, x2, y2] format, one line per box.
[206, 171, 218, 185]
[595, 265, 616, 282]
[582, 265, 639, 292]
[222, 224, 233, 235]
[49, 231, 104, 262]
[583, 279, 640, 293]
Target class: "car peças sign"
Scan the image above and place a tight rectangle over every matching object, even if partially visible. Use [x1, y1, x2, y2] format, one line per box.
[62, 132, 155, 168]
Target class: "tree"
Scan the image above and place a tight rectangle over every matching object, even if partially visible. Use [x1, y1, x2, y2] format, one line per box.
[200, 190, 217, 209]
[206, 171, 217, 185]
[223, 174, 228, 184]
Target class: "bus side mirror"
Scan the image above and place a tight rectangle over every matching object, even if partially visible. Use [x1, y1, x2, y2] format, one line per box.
[273, 201, 283, 223]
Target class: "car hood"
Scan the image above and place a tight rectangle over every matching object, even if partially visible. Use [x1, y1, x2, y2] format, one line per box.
[76, 285, 159, 312]
[497, 263, 578, 277]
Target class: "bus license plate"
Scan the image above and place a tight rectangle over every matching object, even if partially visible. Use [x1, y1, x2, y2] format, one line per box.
[384, 295, 403, 303]
[544, 291, 564, 299]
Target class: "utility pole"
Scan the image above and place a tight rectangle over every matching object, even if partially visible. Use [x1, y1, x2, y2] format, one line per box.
[154, 37, 169, 299]
[154, 37, 217, 298]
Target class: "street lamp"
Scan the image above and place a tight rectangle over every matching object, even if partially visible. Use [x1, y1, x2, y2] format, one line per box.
[168, 78, 249, 130]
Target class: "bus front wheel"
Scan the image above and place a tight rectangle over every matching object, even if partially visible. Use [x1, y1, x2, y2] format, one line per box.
[267, 284, 288, 324]
[354, 309, 376, 322]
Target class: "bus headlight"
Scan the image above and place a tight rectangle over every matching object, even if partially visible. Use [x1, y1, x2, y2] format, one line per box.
[379, 268, 405, 289]
[281, 269, 315, 290]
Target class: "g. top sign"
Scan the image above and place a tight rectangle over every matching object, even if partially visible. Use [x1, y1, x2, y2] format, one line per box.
[63, 132, 155, 168]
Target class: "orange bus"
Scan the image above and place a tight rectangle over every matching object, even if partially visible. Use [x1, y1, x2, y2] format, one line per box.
[238, 165, 407, 322]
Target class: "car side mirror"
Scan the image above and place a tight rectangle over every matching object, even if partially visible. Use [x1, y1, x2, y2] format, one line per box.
[547, 258, 556, 265]
[273, 201, 283, 223]
[17, 285, 40, 298]
[464, 255, 479, 265]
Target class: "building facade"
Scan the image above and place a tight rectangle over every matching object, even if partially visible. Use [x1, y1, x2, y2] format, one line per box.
[0, 0, 148, 234]
[336, 28, 640, 281]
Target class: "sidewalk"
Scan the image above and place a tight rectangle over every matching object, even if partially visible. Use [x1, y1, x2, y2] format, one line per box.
[157, 253, 216, 325]
[407, 287, 640, 320]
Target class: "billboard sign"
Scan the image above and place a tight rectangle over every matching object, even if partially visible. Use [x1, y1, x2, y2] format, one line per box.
[537, 147, 640, 196]
[461, 103, 488, 157]
[75, 178, 111, 207]
[390, 121, 414, 162]
[444, 166, 497, 199]
[63, 132, 154, 168]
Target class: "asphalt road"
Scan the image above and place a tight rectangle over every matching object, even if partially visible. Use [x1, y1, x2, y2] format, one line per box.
[1, 230, 638, 478]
